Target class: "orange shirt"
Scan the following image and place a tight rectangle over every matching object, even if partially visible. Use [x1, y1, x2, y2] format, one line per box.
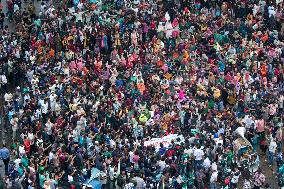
[38, 46, 43, 54]
[157, 60, 164, 67]
[261, 34, 268, 42]
[260, 65, 267, 77]
[137, 83, 145, 94]
[183, 51, 189, 60]
[49, 48, 55, 57]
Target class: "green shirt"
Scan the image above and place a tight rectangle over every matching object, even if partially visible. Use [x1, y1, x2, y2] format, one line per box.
[208, 99, 215, 109]
[0, 178, 4, 189]
[139, 114, 148, 123]
[18, 166, 24, 176]
[34, 19, 41, 27]
[181, 154, 189, 167]
[227, 151, 234, 162]
[39, 174, 46, 188]
[21, 156, 29, 167]
[103, 151, 112, 158]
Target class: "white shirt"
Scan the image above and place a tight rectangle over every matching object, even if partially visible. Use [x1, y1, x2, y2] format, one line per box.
[14, 158, 21, 169]
[77, 2, 84, 9]
[157, 160, 166, 171]
[184, 148, 193, 157]
[210, 171, 218, 183]
[0, 75, 7, 84]
[14, 4, 19, 12]
[231, 171, 241, 183]
[19, 145, 25, 155]
[75, 11, 84, 22]
[211, 162, 217, 171]
[110, 139, 116, 148]
[48, 152, 54, 163]
[46, 121, 53, 135]
[193, 148, 204, 161]
[268, 6, 276, 17]
[24, 94, 31, 103]
[68, 175, 73, 182]
[11, 118, 19, 131]
[269, 140, 277, 153]
[41, 102, 49, 114]
[28, 132, 34, 145]
[4, 93, 13, 102]
[243, 115, 254, 128]
[203, 157, 211, 169]
[36, 139, 43, 148]
[129, 151, 134, 163]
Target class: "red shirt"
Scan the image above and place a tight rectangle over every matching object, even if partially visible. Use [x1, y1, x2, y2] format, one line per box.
[24, 139, 31, 154]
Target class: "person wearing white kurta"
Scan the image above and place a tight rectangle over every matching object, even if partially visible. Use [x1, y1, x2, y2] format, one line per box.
[54, 102, 61, 116]
[165, 21, 173, 38]
[49, 92, 57, 112]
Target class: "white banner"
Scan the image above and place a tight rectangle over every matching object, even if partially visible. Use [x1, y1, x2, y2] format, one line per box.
[144, 134, 185, 149]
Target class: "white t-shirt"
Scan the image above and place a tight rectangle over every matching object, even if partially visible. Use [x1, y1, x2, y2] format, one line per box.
[184, 148, 193, 157]
[1, 75, 7, 84]
[46, 122, 53, 135]
[194, 148, 204, 161]
[203, 157, 211, 169]
[231, 173, 241, 184]
[4, 93, 13, 102]
[28, 132, 34, 144]
[243, 115, 254, 128]
[19, 145, 25, 155]
[41, 102, 49, 114]
[129, 151, 134, 163]
[75, 12, 84, 22]
[211, 162, 217, 171]
[77, 2, 84, 9]
[158, 160, 166, 171]
[49, 94, 57, 103]
[14, 158, 21, 169]
[68, 175, 73, 182]
[269, 140, 277, 153]
[48, 152, 54, 163]
[210, 171, 218, 183]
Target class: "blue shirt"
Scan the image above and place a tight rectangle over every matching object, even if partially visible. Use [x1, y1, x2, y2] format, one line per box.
[0, 147, 10, 160]
[8, 111, 14, 121]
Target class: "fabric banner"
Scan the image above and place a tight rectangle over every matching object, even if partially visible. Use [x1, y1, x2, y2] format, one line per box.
[144, 134, 185, 149]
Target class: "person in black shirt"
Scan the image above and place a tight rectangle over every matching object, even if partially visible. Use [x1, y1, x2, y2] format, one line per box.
[0, 9, 4, 30]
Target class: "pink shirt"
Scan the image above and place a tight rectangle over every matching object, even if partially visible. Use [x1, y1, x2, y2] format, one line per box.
[77, 59, 83, 71]
[269, 104, 277, 115]
[179, 90, 185, 100]
[255, 119, 265, 133]
[69, 61, 76, 71]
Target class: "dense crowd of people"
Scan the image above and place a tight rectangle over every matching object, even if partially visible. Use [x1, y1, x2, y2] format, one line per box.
[0, 0, 284, 188]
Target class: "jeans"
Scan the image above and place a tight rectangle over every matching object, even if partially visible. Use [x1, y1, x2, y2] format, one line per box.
[194, 159, 203, 170]
[210, 183, 217, 189]
[268, 151, 274, 166]
[277, 141, 282, 152]
[3, 158, 9, 174]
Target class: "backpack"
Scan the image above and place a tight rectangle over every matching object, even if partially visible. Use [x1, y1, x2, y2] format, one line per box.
[116, 174, 124, 187]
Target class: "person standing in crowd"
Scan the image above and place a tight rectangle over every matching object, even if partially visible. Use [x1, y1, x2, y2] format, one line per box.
[253, 169, 266, 189]
[0, 145, 10, 175]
